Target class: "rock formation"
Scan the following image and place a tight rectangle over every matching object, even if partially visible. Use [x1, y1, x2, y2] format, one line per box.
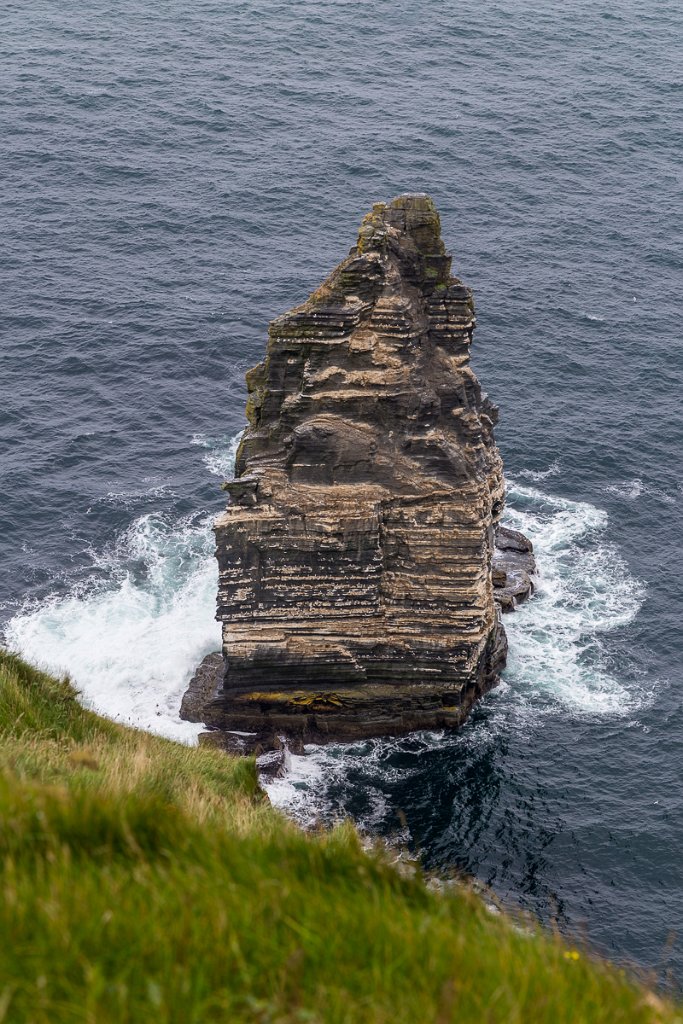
[183, 194, 535, 748]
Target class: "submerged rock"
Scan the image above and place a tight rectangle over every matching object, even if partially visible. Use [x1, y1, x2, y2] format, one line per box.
[183, 194, 534, 748]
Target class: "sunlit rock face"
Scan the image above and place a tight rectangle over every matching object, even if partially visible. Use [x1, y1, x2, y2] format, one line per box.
[200, 194, 519, 744]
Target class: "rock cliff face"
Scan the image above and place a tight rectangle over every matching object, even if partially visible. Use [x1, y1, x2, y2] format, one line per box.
[187, 194, 534, 746]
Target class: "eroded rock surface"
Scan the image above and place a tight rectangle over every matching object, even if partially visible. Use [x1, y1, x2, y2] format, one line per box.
[493, 526, 536, 613]
[180, 652, 223, 723]
[184, 194, 534, 747]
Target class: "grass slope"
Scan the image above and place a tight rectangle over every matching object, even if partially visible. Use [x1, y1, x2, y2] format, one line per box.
[0, 649, 679, 1024]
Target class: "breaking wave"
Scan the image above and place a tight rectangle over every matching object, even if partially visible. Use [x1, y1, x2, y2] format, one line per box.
[501, 480, 646, 716]
[4, 510, 215, 742]
[2, 431, 245, 741]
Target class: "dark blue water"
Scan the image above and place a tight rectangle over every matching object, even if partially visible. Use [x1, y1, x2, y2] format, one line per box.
[2, 0, 682, 983]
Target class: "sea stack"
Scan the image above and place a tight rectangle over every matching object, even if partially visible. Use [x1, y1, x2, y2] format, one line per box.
[187, 194, 534, 747]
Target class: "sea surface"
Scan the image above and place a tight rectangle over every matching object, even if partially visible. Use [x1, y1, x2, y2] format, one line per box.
[2, 0, 682, 983]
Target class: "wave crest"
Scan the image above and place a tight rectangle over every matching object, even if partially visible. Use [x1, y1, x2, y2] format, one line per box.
[2, 430, 245, 741]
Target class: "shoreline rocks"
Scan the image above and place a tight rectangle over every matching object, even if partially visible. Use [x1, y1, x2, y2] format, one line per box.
[182, 194, 535, 754]
[180, 652, 223, 723]
[493, 526, 536, 613]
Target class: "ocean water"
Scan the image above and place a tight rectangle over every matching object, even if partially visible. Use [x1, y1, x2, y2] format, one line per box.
[2, 0, 682, 982]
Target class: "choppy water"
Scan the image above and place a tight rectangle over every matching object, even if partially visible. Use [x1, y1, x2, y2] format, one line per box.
[2, 0, 682, 983]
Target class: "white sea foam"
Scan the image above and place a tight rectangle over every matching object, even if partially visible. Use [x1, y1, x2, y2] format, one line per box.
[605, 478, 645, 500]
[502, 480, 646, 716]
[266, 735, 435, 831]
[604, 478, 677, 505]
[5, 512, 216, 742]
[3, 431, 244, 742]
[86, 481, 177, 513]
[191, 430, 244, 478]
[266, 748, 339, 826]
[517, 460, 561, 482]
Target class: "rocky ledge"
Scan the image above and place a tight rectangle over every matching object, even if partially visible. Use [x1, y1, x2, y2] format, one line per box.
[182, 194, 535, 754]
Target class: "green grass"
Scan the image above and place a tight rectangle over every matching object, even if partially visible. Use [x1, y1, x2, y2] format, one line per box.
[0, 649, 680, 1024]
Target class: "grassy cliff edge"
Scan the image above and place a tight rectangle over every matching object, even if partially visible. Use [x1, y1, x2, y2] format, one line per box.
[0, 649, 679, 1024]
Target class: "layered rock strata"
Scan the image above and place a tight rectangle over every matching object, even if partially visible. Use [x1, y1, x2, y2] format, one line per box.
[185, 194, 534, 747]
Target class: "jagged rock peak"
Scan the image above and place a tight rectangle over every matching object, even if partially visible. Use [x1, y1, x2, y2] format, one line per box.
[262, 195, 453, 346]
[183, 194, 532, 749]
[355, 193, 450, 283]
